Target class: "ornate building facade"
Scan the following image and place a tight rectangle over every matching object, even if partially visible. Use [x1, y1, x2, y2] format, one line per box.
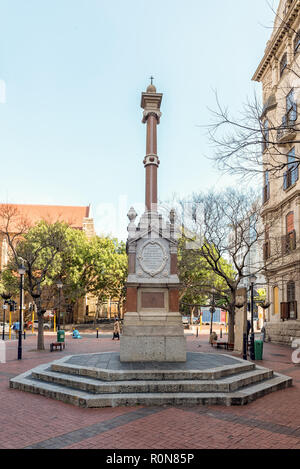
[253, 0, 300, 343]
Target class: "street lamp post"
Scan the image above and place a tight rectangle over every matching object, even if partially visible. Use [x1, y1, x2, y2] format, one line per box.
[1, 293, 11, 341]
[56, 280, 63, 331]
[250, 274, 257, 361]
[18, 263, 26, 360]
[209, 289, 216, 337]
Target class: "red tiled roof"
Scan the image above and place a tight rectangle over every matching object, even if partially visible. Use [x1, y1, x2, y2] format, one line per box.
[0, 203, 90, 232]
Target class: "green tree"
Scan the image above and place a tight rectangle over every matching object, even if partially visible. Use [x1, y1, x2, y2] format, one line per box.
[2, 221, 70, 350]
[1, 217, 128, 350]
[178, 236, 235, 320]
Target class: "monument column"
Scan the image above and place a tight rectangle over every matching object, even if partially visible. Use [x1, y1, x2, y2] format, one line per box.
[141, 82, 162, 213]
[120, 81, 186, 363]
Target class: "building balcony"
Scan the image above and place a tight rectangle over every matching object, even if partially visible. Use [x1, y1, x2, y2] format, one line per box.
[277, 124, 297, 144]
[277, 112, 297, 145]
[282, 230, 297, 255]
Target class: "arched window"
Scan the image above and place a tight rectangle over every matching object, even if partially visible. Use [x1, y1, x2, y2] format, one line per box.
[273, 287, 279, 315]
[294, 30, 300, 54]
[286, 89, 297, 122]
[287, 281, 295, 302]
[284, 149, 299, 190]
[263, 170, 270, 204]
[262, 120, 269, 152]
[282, 211, 297, 253]
[263, 225, 271, 259]
[280, 53, 287, 77]
[287, 281, 297, 320]
[286, 211, 294, 234]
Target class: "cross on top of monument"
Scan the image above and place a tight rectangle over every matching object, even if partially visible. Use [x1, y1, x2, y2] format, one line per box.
[146, 76, 157, 94]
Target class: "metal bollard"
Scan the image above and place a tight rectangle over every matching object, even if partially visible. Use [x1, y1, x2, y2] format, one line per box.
[96, 328, 99, 339]
[23, 330, 26, 340]
[250, 333, 255, 361]
[220, 328, 223, 339]
[243, 333, 247, 361]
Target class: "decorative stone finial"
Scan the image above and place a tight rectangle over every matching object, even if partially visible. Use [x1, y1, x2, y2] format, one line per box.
[127, 207, 138, 238]
[127, 207, 137, 223]
[169, 209, 175, 225]
[146, 84, 157, 94]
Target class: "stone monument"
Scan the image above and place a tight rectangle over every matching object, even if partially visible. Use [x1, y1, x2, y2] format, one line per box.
[234, 288, 248, 354]
[120, 82, 186, 362]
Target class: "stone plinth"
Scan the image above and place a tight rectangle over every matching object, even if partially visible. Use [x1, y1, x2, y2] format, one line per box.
[120, 309, 186, 362]
[121, 211, 186, 363]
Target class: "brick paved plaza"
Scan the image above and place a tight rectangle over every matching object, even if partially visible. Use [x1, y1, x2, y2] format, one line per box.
[0, 333, 299, 450]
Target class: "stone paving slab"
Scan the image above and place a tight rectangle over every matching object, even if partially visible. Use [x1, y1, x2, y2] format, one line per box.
[51, 352, 255, 381]
[65, 351, 239, 370]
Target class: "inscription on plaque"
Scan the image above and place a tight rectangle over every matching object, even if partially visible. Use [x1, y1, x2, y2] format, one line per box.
[141, 292, 165, 309]
[139, 242, 167, 276]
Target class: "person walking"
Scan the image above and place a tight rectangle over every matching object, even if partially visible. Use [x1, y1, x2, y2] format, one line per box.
[12, 321, 20, 340]
[112, 318, 120, 341]
[261, 321, 267, 342]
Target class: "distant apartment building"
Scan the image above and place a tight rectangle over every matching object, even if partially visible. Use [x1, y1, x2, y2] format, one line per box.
[252, 0, 300, 343]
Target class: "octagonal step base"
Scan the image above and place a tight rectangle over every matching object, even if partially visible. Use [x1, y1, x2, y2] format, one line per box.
[9, 352, 292, 407]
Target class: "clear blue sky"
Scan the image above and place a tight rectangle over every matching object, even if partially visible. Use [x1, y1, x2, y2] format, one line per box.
[0, 0, 279, 239]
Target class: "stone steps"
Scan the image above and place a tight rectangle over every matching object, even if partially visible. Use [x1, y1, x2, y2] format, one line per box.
[30, 365, 274, 394]
[10, 369, 292, 407]
[9, 352, 293, 407]
[50, 360, 256, 382]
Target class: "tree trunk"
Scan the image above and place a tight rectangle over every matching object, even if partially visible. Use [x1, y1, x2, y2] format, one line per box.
[36, 298, 45, 350]
[228, 307, 235, 345]
[190, 306, 194, 326]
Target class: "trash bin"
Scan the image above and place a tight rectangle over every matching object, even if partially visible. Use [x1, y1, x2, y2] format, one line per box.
[57, 330, 65, 343]
[254, 340, 263, 360]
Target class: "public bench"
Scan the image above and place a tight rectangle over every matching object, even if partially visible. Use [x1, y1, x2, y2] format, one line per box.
[50, 342, 65, 352]
[211, 340, 234, 351]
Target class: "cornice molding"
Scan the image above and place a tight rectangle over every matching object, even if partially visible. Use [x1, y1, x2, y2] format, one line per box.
[262, 189, 300, 216]
[252, 0, 300, 82]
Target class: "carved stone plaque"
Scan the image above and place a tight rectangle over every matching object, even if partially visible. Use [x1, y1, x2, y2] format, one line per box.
[139, 241, 168, 277]
[141, 292, 165, 309]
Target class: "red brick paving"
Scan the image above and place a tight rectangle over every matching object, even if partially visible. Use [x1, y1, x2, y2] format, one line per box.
[0, 332, 299, 449]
